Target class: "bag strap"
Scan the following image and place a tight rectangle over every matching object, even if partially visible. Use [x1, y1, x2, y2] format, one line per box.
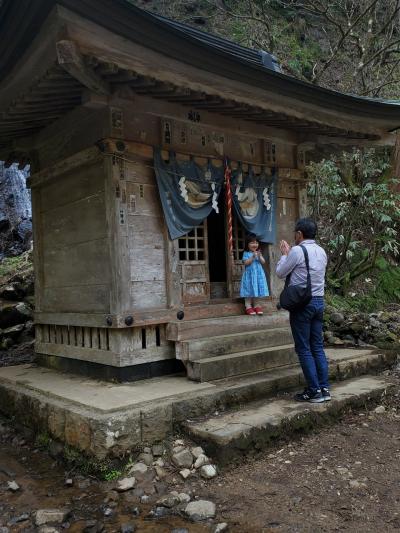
[299, 244, 312, 288]
[284, 244, 312, 288]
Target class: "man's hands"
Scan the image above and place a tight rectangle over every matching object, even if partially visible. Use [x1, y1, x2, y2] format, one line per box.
[280, 240, 290, 256]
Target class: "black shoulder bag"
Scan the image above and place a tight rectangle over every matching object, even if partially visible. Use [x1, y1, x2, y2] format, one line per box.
[279, 244, 312, 312]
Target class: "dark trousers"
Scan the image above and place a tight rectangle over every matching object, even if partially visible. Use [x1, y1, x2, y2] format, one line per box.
[289, 296, 329, 393]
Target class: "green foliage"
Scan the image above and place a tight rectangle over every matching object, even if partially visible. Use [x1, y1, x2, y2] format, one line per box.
[307, 149, 400, 295]
[102, 468, 122, 481]
[35, 432, 51, 448]
[0, 254, 28, 279]
[271, 20, 322, 80]
[63, 444, 122, 480]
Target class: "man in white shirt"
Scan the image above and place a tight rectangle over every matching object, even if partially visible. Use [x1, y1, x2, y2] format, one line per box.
[276, 218, 330, 403]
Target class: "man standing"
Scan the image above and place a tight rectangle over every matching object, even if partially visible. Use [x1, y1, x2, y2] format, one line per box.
[276, 218, 330, 403]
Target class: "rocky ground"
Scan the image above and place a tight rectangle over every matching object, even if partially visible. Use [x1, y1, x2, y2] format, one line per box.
[0, 368, 399, 532]
[0, 251, 35, 365]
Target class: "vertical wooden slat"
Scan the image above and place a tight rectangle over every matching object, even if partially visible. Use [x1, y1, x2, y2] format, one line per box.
[36, 324, 43, 343]
[76, 326, 84, 347]
[84, 327, 92, 348]
[49, 324, 57, 344]
[131, 327, 142, 350]
[146, 325, 157, 348]
[99, 328, 108, 350]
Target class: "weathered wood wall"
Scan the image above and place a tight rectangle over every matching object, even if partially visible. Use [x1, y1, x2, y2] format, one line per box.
[33, 159, 110, 313]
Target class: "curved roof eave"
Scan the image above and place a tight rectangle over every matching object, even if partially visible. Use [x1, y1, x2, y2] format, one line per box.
[1, 0, 400, 128]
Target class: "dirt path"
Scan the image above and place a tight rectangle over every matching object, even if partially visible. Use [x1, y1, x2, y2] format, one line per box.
[0, 373, 399, 532]
[197, 381, 400, 532]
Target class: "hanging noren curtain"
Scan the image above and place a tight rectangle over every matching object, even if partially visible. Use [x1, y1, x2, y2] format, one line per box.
[231, 164, 278, 244]
[153, 147, 224, 240]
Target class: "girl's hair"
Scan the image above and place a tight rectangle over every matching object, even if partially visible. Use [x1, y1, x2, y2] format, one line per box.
[244, 233, 259, 251]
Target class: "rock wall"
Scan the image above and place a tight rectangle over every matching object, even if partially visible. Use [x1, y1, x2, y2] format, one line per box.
[0, 162, 32, 259]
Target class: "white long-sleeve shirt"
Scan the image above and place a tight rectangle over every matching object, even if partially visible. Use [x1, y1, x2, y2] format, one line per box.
[276, 239, 327, 296]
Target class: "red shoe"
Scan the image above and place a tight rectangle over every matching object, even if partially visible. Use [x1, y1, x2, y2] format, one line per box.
[245, 307, 256, 315]
[254, 306, 263, 315]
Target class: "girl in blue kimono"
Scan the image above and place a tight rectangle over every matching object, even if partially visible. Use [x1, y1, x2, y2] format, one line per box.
[240, 233, 269, 315]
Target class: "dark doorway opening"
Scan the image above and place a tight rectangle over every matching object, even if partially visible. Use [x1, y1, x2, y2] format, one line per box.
[207, 190, 228, 299]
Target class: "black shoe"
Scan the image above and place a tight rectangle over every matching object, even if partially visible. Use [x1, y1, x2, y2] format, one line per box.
[321, 387, 331, 401]
[294, 389, 324, 403]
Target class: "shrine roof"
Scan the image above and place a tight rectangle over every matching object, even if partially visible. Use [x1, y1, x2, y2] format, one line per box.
[1, 0, 400, 159]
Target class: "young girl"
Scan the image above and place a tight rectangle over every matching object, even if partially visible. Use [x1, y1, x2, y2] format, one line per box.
[240, 233, 269, 315]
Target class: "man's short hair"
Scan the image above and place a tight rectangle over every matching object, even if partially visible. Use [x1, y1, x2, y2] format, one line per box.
[295, 218, 317, 239]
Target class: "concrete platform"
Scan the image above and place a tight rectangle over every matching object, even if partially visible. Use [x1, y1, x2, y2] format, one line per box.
[0, 348, 395, 458]
[185, 376, 395, 464]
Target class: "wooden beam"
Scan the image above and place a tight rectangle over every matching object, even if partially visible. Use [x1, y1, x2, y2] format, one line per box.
[56, 40, 110, 96]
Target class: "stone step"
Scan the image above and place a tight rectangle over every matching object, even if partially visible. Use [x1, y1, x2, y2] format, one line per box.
[186, 343, 297, 381]
[176, 326, 293, 361]
[167, 311, 289, 341]
[184, 375, 395, 464]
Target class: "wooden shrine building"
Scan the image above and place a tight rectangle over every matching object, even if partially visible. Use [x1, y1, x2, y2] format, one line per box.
[1, 0, 400, 382]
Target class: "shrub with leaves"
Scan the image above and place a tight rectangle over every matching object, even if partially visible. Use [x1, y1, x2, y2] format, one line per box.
[307, 149, 400, 294]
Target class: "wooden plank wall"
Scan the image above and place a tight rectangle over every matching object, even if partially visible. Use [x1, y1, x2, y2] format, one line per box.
[123, 159, 169, 310]
[268, 177, 300, 296]
[38, 160, 111, 313]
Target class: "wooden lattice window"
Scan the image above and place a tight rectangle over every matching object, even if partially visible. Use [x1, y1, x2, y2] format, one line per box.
[178, 223, 205, 261]
[233, 216, 245, 261]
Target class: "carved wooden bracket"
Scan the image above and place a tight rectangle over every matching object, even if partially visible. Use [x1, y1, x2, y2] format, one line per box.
[56, 40, 110, 96]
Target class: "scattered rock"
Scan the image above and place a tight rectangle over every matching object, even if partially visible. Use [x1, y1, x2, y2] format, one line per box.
[130, 506, 140, 516]
[155, 466, 167, 479]
[173, 439, 185, 447]
[34, 509, 69, 526]
[2, 323, 25, 340]
[152, 444, 165, 457]
[214, 524, 229, 533]
[172, 448, 193, 469]
[178, 492, 191, 504]
[138, 453, 153, 466]
[146, 506, 174, 519]
[157, 492, 181, 508]
[200, 464, 217, 479]
[0, 301, 32, 329]
[38, 528, 60, 533]
[330, 312, 345, 325]
[374, 405, 386, 414]
[120, 524, 136, 533]
[65, 478, 73, 487]
[0, 528, 9, 533]
[171, 529, 189, 533]
[179, 469, 191, 479]
[185, 500, 216, 521]
[194, 454, 210, 469]
[154, 457, 165, 467]
[172, 445, 185, 454]
[191, 446, 205, 459]
[7, 480, 20, 492]
[103, 507, 113, 517]
[140, 495, 151, 504]
[116, 477, 136, 492]
[7, 513, 29, 525]
[0, 283, 26, 301]
[128, 463, 148, 475]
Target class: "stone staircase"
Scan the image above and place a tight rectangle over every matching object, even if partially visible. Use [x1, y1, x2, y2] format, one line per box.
[167, 311, 296, 381]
